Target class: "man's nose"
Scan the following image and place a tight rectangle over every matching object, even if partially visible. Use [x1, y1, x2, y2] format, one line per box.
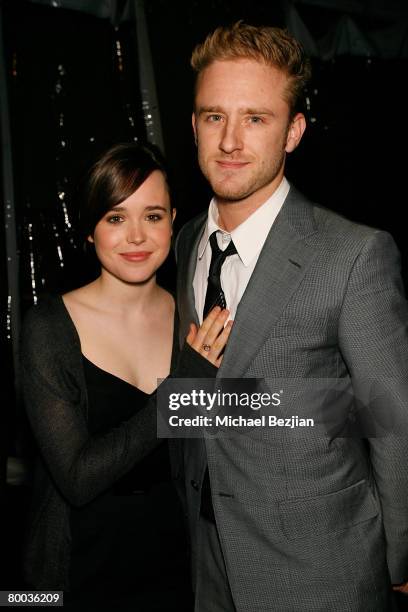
[219, 119, 243, 154]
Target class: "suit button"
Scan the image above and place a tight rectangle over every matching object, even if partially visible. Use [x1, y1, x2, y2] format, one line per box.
[191, 480, 199, 491]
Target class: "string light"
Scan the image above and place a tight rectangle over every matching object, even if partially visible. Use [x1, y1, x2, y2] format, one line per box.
[27, 222, 38, 305]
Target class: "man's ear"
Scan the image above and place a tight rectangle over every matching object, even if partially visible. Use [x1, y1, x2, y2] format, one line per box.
[192, 112, 198, 146]
[285, 113, 306, 153]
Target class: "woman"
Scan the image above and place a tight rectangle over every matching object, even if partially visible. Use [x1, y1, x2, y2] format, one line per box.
[21, 143, 231, 609]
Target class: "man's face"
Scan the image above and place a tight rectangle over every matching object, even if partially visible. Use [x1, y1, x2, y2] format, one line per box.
[192, 58, 305, 208]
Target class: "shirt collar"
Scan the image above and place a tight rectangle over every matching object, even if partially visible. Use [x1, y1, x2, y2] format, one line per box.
[197, 177, 290, 266]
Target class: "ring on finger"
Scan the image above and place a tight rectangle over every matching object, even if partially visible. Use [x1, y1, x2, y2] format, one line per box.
[202, 344, 211, 352]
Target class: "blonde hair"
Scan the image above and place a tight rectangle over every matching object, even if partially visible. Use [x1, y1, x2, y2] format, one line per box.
[191, 21, 311, 116]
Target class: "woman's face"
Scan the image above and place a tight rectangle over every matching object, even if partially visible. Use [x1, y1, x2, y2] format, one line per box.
[89, 170, 175, 285]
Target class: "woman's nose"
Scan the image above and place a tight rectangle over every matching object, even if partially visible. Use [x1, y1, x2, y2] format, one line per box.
[126, 221, 145, 244]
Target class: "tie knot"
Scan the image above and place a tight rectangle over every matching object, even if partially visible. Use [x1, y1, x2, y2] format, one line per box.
[209, 231, 237, 261]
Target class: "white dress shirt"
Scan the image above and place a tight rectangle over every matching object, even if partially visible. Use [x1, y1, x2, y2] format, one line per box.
[193, 177, 290, 323]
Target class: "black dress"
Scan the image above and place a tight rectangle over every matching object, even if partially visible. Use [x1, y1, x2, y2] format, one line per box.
[65, 356, 193, 611]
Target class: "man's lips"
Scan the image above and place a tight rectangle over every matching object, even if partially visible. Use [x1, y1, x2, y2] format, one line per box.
[119, 251, 152, 262]
[216, 160, 250, 170]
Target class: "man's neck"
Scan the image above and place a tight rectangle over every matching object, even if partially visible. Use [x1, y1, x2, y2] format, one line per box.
[215, 177, 284, 232]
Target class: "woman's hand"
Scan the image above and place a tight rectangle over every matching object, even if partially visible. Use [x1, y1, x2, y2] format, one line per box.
[186, 306, 233, 368]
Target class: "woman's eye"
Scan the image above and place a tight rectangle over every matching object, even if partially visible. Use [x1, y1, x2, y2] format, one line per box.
[107, 215, 123, 224]
[146, 214, 162, 222]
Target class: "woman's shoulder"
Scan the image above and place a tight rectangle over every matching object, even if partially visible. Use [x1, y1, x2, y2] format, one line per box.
[23, 293, 63, 325]
[159, 288, 179, 333]
[22, 293, 78, 348]
[157, 286, 176, 311]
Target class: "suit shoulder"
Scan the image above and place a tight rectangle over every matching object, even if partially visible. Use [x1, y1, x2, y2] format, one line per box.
[287, 186, 398, 262]
[177, 211, 207, 239]
[315, 204, 399, 265]
[174, 211, 207, 254]
[288, 186, 378, 239]
[312, 204, 379, 240]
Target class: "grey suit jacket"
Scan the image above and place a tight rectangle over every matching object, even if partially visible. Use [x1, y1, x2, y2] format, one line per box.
[175, 185, 408, 611]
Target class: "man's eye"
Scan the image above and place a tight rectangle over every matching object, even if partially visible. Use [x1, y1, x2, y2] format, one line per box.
[249, 116, 263, 124]
[107, 215, 123, 223]
[207, 114, 223, 122]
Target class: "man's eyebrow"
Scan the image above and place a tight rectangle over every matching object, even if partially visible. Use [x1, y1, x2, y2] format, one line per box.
[245, 107, 275, 116]
[197, 106, 275, 116]
[197, 106, 224, 115]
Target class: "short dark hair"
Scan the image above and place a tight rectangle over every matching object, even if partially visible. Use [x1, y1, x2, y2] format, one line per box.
[79, 142, 170, 240]
[191, 21, 311, 117]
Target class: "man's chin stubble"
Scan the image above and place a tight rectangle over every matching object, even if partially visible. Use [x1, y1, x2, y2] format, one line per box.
[213, 189, 252, 203]
[209, 177, 256, 203]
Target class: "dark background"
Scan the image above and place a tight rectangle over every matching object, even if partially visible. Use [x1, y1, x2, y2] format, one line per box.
[1, 0, 408, 600]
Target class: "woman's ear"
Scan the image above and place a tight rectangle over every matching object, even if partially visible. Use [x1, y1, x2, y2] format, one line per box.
[171, 208, 177, 223]
[87, 235, 94, 244]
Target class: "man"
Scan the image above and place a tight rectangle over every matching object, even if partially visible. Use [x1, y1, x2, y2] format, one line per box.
[175, 21, 408, 611]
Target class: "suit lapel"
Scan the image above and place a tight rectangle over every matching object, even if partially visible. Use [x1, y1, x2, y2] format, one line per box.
[219, 188, 319, 378]
[176, 212, 206, 346]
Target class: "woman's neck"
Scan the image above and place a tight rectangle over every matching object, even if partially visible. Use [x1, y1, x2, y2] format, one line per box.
[88, 272, 162, 315]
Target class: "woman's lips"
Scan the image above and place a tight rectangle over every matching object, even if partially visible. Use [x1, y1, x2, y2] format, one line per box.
[119, 251, 152, 262]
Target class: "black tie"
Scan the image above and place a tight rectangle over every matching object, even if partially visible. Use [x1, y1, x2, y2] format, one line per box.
[200, 231, 237, 523]
[203, 232, 237, 318]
